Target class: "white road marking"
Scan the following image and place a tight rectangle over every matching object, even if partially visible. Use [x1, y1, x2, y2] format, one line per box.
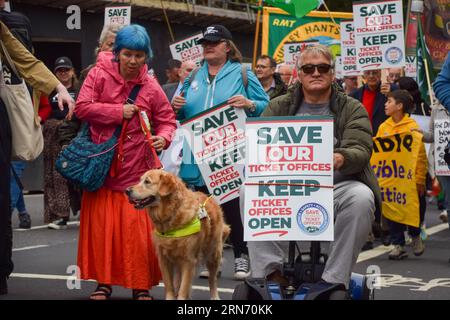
[14, 221, 80, 232]
[9, 273, 235, 293]
[12, 245, 49, 252]
[357, 223, 449, 263]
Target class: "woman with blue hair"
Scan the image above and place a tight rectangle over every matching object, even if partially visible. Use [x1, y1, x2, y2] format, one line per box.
[75, 24, 176, 300]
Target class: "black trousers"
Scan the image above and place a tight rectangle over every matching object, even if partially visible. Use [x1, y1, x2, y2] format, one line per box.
[0, 99, 13, 277]
[194, 186, 248, 258]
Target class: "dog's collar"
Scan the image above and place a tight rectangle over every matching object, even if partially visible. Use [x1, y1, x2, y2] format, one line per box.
[155, 217, 201, 238]
[155, 195, 213, 238]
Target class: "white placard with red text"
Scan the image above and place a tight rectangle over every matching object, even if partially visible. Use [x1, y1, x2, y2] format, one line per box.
[104, 6, 131, 26]
[353, 0, 405, 71]
[170, 33, 204, 66]
[180, 103, 247, 204]
[340, 20, 360, 76]
[243, 117, 334, 241]
[283, 41, 318, 66]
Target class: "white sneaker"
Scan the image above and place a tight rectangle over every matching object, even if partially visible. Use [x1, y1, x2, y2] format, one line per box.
[234, 254, 250, 280]
[48, 218, 68, 230]
[439, 210, 448, 223]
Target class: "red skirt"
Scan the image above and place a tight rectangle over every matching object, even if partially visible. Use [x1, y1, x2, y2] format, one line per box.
[77, 187, 161, 290]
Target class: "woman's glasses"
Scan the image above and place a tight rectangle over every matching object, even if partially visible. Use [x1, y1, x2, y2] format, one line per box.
[299, 64, 332, 74]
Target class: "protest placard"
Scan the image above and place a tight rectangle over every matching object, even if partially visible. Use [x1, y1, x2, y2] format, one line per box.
[180, 103, 247, 204]
[353, 0, 405, 71]
[104, 6, 131, 26]
[405, 55, 417, 79]
[169, 33, 204, 66]
[434, 119, 450, 176]
[370, 131, 422, 227]
[283, 40, 318, 66]
[243, 116, 334, 241]
[340, 20, 360, 76]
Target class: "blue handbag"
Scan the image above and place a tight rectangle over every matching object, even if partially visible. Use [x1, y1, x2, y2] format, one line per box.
[55, 85, 142, 192]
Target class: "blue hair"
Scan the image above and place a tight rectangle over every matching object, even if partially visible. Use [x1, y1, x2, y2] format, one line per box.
[113, 24, 153, 58]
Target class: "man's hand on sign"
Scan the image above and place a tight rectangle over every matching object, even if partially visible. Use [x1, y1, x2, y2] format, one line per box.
[417, 184, 426, 197]
[172, 95, 186, 112]
[228, 95, 254, 110]
[333, 153, 345, 170]
[380, 82, 391, 95]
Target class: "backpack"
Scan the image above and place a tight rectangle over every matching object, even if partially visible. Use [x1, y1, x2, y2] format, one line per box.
[0, 10, 33, 52]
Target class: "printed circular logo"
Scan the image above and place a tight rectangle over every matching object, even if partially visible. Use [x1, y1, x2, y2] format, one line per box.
[297, 203, 329, 235]
[191, 80, 199, 91]
[385, 47, 403, 65]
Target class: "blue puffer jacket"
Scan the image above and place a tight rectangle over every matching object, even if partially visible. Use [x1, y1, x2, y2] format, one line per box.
[177, 60, 269, 186]
[433, 52, 450, 111]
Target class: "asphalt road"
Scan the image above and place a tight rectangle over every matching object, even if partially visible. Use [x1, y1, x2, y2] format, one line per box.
[2, 194, 450, 300]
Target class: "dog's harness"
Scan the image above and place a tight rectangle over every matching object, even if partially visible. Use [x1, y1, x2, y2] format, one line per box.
[155, 195, 213, 238]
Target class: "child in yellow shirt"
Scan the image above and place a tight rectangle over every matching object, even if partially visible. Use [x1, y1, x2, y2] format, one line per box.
[376, 90, 428, 260]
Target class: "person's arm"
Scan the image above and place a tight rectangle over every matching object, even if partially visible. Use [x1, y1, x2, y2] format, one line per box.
[1, 21, 58, 95]
[74, 68, 124, 126]
[415, 141, 428, 187]
[244, 69, 269, 117]
[334, 100, 373, 175]
[433, 53, 450, 110]
[1, 21, 74, 115]
[38, 94, 51, 123]
[149, 83, 177, 150]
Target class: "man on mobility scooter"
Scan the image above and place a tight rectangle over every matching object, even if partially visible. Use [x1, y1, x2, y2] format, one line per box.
[235, 44, 381, 300]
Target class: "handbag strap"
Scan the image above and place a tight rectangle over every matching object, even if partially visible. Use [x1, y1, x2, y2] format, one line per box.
[0, 41, 21, 80]
[110, 84, 143, 177]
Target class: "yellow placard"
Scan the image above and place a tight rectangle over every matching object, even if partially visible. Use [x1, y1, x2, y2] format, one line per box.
[370, 131, 422, 227]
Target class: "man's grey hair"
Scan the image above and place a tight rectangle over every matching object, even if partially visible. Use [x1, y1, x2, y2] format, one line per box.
[296, 44, 335, 73]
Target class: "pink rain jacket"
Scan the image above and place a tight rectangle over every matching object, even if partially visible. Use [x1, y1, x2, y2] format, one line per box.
[75, 51, 176, 191]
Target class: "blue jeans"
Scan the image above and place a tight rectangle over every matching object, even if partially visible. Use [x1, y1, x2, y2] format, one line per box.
[10, 161, 26, 214]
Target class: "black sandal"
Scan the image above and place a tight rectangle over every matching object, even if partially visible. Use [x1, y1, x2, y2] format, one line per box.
[132, 289, 153, 300]
[90, 284, 112, 300]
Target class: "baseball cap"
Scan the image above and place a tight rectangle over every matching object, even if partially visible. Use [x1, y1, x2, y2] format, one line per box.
[197, 25, 232, 44]
[54, 56, 73, 71]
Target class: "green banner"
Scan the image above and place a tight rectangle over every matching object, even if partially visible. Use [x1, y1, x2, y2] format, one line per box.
[262, 7, 352, 63]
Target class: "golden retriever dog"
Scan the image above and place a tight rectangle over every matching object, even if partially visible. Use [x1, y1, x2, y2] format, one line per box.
[126, 169, 230, 300]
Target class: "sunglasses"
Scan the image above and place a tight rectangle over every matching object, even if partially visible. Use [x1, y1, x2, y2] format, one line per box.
[299, 64, 332, 74]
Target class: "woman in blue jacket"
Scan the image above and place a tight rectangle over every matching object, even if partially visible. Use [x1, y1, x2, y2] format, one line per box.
[433, 52, 450, 111]
[172, 25, 269, 280]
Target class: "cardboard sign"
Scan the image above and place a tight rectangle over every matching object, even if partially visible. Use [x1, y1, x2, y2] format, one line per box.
[283, 40, 318, 65]
[180, 103, 247, 204]
[405, 55, 417, 79]
[340, 20, 360, 76]
[353, 0, 405, 71]
[104, 6, 131, 26]
[243, 117, 334, 241]
[371, 132, 423, 227]
[169, 33, 204, 66]
[434, 119, 450, 176]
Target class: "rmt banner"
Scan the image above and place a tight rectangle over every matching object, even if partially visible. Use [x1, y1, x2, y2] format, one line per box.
[180, 103, 247, 204]
[169, 33, 204, 66]
[353, 0, 405, 71]
[243, 117, 334, 241]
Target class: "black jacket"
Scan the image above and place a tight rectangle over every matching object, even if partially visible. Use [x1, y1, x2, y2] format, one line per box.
[350, 83, 398, 136]
[162, 82, 178, 102]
